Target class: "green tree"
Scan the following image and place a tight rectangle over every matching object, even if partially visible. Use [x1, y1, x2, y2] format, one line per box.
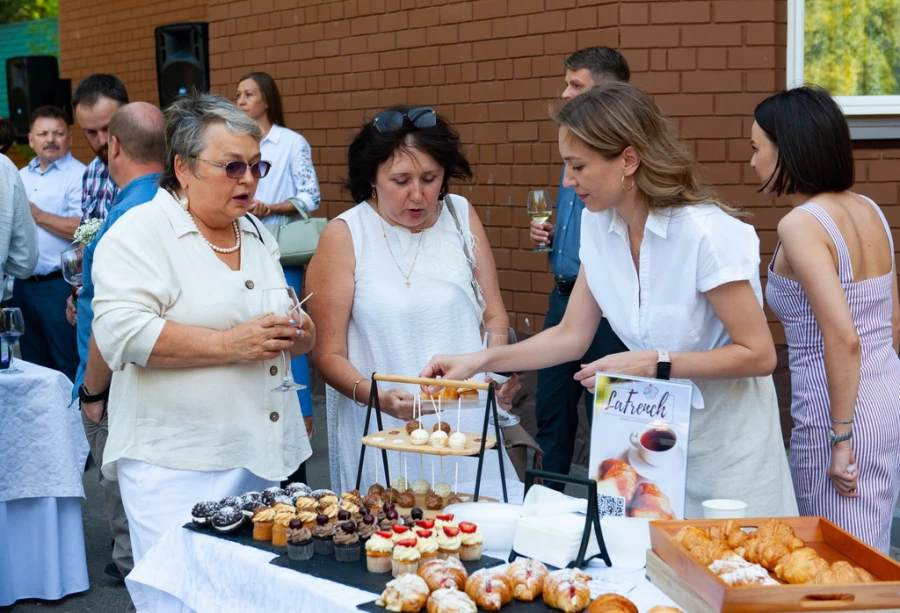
[805, 0, 900, 96]
[0, 0, 58, 24]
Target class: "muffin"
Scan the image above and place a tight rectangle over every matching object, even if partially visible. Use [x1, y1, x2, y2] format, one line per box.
[358, 514, 378, 544]
[211, 506, 244, 534]
[334, 521, 361, 563]
[396, 491, 416, 509]
[191, 501, 221, 528]
[392, 539, 421, 577]
[436, 526, 462, 559]
[415, 529, 439, 567]
[458, 522, 483, 561]
[251, 506, 276, 541]
[365, 530, 394, 573]
[286, 520, 313, 561]
[312, 514, 336, 555]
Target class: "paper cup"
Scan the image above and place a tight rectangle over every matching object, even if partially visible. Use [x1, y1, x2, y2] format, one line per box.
[701, 499, 748, 519]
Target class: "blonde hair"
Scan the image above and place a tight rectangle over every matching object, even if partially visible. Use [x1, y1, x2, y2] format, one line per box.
[553, 82, 744, 217]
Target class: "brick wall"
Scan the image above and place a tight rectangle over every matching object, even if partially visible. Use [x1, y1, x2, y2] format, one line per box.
[58, 0, 900, 346]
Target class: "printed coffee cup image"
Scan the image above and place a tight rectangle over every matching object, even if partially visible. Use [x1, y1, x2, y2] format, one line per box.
[630, 426, 677, 467]
[702, 499, 748, 519]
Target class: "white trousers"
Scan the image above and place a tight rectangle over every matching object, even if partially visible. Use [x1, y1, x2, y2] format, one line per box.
[117, 458, 277, 613]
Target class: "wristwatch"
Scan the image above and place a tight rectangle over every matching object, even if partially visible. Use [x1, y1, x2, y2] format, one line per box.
[78, 383, 109, 404]
[656, 349, 671, 380]
[828, 428, 853, 446]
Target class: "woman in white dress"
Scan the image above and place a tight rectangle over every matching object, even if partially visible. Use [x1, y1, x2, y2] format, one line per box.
[423, 84, 797, 518]
[306, 106, 522, 502]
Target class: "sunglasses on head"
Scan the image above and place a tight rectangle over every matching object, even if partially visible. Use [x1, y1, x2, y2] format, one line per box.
[372, 107, 437, 133]
[192, 157, 272, 179]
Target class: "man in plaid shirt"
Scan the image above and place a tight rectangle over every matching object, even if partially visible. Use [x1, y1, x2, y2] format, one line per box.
[73, 75, 129, 221]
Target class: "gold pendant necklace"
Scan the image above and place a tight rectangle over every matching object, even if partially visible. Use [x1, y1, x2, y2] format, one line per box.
[380, 218, 425, 288]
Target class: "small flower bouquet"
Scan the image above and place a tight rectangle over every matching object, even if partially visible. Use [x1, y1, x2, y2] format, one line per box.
[73, 218, 103, 246]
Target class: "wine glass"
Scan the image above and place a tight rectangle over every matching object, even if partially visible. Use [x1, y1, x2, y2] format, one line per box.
[0, 308, 25, 374]
[261, 287, 307, 392]
[61, 244, 84, 288]
[482, 326, 520, 427]
[527, 189, 553, 253]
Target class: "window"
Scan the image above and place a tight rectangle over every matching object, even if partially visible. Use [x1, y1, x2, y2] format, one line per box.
[788, 0, 900, 116]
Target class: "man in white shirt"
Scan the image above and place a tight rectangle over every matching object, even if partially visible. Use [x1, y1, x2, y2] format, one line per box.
[0, 153, 38, 283]
[13, 105, 85, 381]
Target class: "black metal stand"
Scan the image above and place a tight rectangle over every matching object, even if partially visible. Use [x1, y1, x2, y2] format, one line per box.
[508, 468, 612, 569]
[354, 373, 508, 504]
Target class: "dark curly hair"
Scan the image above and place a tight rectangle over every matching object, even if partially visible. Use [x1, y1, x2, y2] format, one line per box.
[344, 105, 472, 204]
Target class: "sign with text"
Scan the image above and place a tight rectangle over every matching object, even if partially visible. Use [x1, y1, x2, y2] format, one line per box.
[589, 373, 692, 520]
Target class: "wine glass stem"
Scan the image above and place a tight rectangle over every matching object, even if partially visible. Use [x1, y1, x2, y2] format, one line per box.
[8, 343, 15, 372]
[281, 350, 291, 384]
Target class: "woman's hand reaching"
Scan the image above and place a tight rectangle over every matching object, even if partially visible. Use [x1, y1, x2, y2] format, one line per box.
[489, 373, 520, 410]
[419, 353, 483, 396]
[574, 350, 657, 392]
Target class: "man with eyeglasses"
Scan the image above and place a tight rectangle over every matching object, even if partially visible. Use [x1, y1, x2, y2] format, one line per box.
[527, 47, 632, 490]
[74, 102, 164, 591]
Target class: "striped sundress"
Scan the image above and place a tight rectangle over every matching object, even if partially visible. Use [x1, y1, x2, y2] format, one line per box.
[766, 200, 900, 553]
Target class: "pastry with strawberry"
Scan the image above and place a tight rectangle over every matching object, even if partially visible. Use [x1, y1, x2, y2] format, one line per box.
[458, 522, 483, 561]
[392, 538, 421, 577]
[415, 528, 439, 567]
[365, 530, 394, 573]
[436, 525, 462, 559]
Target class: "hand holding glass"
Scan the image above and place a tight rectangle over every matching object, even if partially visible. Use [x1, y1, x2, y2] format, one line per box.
[482, 326, 520, 426]
[0, 308, 25, 374]
[61, 244, 84, 287]
[260, 287, 307, 392]
[527, 190, 553, 253]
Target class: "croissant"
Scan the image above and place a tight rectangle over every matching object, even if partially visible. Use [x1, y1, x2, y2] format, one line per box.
[628, 482, 675, 520]
[596, 459, 638, 503]
[588, 593, 638, 613]
[505, 558, 548, 601]
[743, 536, 791, 571]
[753, 519, 804, 552]
[811, 560, 876, 585]
[464, 569, 512, 611]
[418, 557, 468, 592]
[774, 547, 829, 584]
[708, 520, 749, 550]
[426, 588, 478, 613]
[674, 526, 711, 551]
[687, 540, 740, 566]
[542, 569, 592, 613]
[376, 573, 431, 612]
[647, 608, 684, 613]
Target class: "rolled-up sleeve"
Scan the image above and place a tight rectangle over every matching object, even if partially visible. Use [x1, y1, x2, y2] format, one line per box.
[91, 214, 172, 370]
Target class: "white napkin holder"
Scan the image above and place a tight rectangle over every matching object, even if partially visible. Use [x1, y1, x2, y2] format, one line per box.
[512, 511, 601, 569]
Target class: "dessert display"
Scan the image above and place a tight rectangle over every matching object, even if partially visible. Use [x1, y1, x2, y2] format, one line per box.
[312, 513, 336, 555]
[397, 491, 417, 508]
[426, 587, 478, 613]
[411, 478, 431, 496]
[251, 506, 275, 541]
[464, 568, 512, 611]
[429, 430, 449, 448]
[376, 573, 431, 612]
[368, 484, 386, 497]
[286, 520, 313, 561]
[383, 488, 401, 504]
[191, 501, 221, 527]
[393, 538, 422, 577]
[433, 482, 452, 498]
[541, 569, 592, 613]
[411, 429, 430, 446]
[211, 506, 244, 534]
[334, 521, 361, 563]
[417, 557, 468, 591]
[393, 476, 409, 491]
[505, 558, 548, 601]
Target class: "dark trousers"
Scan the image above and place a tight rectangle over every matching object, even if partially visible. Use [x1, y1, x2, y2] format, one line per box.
[12, 275, 78, 382]
[535, 287, 627, 491]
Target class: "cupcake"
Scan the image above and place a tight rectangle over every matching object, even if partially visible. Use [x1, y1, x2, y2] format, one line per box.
[312, 514, 336, 555]
[294, 496, 318, 512]
[380, 509, 403, 530]
[286, 520, 313, 560]
[211, 506, 244, 534]
[191, 501, 221, 528]
[391, 524, 413, 544]
[458, 522, 483, 561]
[415, 529, 439, 567]
[436, 526, 461, 559]
[392, 539, 421, 576]
[434, 514, 457, 530]
[425, 492, 444, 511]
[251, 506, 276, 541]
[358, 514, 377, 544]
[396, 490, 416, 509]
[272, 506, 295, 547]
[296, 509, 318, 530]
[334, 521, 361, 563]
[319, 501, 339, 522]
[365, 530, 394, 573]
[339, 499, 360, 516]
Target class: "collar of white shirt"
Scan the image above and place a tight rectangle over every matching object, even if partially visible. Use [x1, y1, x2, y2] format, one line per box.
[607, 206, 671, 240]
[157, 188, 265, 242]
[27, 151, 76, 174]
[260, 124, 284, 146]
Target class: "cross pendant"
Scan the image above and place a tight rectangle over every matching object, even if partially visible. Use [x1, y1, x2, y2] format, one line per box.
[405, 280, 411, 288]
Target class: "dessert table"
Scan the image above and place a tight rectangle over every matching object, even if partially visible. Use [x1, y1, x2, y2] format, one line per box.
[0, 359, 90, 606]
[127, 525, 679, 612]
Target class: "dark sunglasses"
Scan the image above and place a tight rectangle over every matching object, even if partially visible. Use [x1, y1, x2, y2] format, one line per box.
[372, 107, 437, 133]
[193, 157, 272, 179]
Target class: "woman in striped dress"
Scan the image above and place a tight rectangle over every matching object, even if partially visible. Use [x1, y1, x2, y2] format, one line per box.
[754, 86, 900, 553]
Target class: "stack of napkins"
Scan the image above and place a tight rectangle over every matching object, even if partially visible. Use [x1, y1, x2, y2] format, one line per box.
[511, 485, 600, 568]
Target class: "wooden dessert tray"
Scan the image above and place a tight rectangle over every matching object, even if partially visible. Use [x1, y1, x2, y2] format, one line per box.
[647, 517, 900, 612]
[394, 492, 498, 520]
[361, 428, 497, 457]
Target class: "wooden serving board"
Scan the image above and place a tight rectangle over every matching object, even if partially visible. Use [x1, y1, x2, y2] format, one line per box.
[362, 428, 497, 457]
[648, 517, 900, 612]
[393, 492, 498, 520]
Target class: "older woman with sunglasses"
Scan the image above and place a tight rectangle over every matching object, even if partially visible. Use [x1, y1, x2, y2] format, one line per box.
[306, 106, 522, 501]
[91, 93, 314, 612]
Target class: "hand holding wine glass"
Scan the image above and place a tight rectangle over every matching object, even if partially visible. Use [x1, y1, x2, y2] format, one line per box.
[260, 287, 307, 392]
[482, 326, 521, 426]
[61, 244, 84, 288]
[0, 308, 25, 374]
[527, 190, 553, 253]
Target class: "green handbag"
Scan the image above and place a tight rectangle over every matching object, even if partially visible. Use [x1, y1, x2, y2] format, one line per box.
[270, 198, 327, 266]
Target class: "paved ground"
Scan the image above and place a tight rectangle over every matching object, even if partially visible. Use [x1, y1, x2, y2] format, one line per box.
[4, 394, 899, 612]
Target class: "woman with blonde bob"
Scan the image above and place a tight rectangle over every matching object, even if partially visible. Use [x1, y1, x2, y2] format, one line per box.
[423, 83, 797, 517]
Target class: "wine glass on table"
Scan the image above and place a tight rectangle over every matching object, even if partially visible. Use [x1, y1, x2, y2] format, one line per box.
[0, 308, 25, 374]
[482, 326, 520, 427]
[261, 287, 307, 392]
[527, 189, 553, 253]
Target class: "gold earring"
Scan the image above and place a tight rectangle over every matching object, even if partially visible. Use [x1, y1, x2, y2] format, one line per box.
[622, 174, 635, 192]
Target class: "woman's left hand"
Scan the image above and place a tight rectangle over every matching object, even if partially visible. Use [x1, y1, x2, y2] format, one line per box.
[828, 442, 859, 498]
[574, 350, 657, 392]
[249, 199, 270, 218]
[488, 373, 520, 410]
[289, 310, 316, 356]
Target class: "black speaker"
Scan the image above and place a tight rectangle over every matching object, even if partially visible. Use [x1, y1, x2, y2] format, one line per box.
[154, 22, 209, 109]
[6, 56, 70, 139]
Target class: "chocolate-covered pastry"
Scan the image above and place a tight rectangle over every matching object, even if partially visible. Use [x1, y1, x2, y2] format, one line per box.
[191, 501, 221, 527]
[432, 422, 451, 435]
[405, 420, 420, 434]
[396, 490, 416, 508]
[261, 487, 286, 506]
[212, 506, 244, 534]
[445, 494, 463, 506]
[425, 492, 444, 510]
[219, 495, 243, 509]
[367, 483, 385, 497]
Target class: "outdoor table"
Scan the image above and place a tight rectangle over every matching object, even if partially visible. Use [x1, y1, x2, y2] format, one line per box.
[0, 359, 90, 606]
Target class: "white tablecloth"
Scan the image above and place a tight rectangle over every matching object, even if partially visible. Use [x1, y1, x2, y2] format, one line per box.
[128, 526, 679, 613]
[0, 359, 90, 606]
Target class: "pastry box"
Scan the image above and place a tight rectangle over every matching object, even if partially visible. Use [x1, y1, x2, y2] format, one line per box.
[648, 517, 900, 612]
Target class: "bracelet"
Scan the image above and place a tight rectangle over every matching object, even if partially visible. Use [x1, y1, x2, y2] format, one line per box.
[830, 415, 853, 425]
[351, 378, 368, 408]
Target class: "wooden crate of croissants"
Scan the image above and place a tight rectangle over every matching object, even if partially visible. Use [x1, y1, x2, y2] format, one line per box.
[647, 517, 900, 612]
[372, 557, 682, 612]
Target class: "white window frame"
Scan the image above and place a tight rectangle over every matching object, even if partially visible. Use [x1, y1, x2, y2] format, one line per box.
[787, 0, 900, 116]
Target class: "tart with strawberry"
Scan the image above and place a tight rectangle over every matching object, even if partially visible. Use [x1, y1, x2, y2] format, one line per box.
[436, 525, 462, 560]
[458, 522, 483, 561]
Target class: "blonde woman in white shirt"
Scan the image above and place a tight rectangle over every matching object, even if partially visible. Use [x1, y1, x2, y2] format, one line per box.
[423, 83, 797, 518]
[92, 94, 314, 612]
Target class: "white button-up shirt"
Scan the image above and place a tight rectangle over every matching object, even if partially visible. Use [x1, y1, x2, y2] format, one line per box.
[579, 204, 763, 407]
[19, 152, 86, 275]
[92, 188, 312, 481]
[0, 154, 38, 282]
[255, 124, 321, 228]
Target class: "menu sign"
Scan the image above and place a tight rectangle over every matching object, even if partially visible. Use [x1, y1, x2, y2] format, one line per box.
[589, 373, 692, 520]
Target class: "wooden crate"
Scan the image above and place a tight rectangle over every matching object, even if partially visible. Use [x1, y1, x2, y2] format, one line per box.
[647, 517, 900, 612]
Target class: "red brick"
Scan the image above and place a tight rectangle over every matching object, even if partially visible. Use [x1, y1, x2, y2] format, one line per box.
[621, 25, 679, 48]
[492, 15, 528, 38]
[714, 93, 767, 115]
[727, 46, 775, 69]
[629, 71, 680, 94]
[576, 28, 619, 49]
[683, 71, 742, 93]
[681, 116, 743, 139]
[650, 49, 666, 71]
[473, 0, 508, 20]
[621, 3, 648, 25]
[696, 140, 727, 162]
[668, 48, 697, 70]
[460, 20, 492, 42]
[508, 35, 543, 58]
[697, 48, 727, 69]
[473, 40, 508, 61]
[655, 93, 714, 116]
[508, 0, 544, 16]
[713, 0, 775, 22]
[746, 22, 776, 45]
[566, 7, 599, 30]
[440, 2, 472, 24]
[680, 24, 742, 47]
[409, 7, 440, 28]
[745, 69, 776, 92]
[651, 1, 710, 24]
[528, 10, 567, 33]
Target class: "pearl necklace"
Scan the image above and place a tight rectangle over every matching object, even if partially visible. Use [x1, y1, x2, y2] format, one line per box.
[190, 213, 241, 254]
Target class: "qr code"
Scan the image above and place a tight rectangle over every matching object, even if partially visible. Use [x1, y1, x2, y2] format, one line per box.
[598, 494, 625, 517]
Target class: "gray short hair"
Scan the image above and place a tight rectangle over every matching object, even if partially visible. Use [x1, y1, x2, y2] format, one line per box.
[159, 93, 262, 191]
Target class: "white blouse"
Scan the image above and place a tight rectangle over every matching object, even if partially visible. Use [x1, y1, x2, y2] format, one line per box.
[91, 188, 311, 481]
[579, 204, 763, 407]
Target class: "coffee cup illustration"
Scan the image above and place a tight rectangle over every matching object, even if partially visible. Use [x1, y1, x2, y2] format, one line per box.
[630, 426, 677, 467]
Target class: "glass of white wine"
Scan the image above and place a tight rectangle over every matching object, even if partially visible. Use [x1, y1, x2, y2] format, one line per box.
[527, 189, 553, 253]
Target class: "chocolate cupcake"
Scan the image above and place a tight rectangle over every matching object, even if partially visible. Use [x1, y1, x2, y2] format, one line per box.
[396, 490, 416, 509]
[211, 506, 244, 534]
[286, 519, 314, 561]
[425, 492, 444, 511]
[432, 422, 451, 435]
[191, 501, 221, 528]
[380, 509, 403, 530]
[333, 521, 361, 562]
[312, 514, 336, 555]
[357, 514, 377, 544]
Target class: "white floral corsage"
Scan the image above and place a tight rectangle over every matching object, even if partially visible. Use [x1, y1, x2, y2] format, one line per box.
[73, 218, 104, 246]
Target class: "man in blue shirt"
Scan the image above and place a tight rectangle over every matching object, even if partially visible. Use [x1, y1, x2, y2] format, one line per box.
[74, 102, 165, 586]
[529, 47, 631, 489]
